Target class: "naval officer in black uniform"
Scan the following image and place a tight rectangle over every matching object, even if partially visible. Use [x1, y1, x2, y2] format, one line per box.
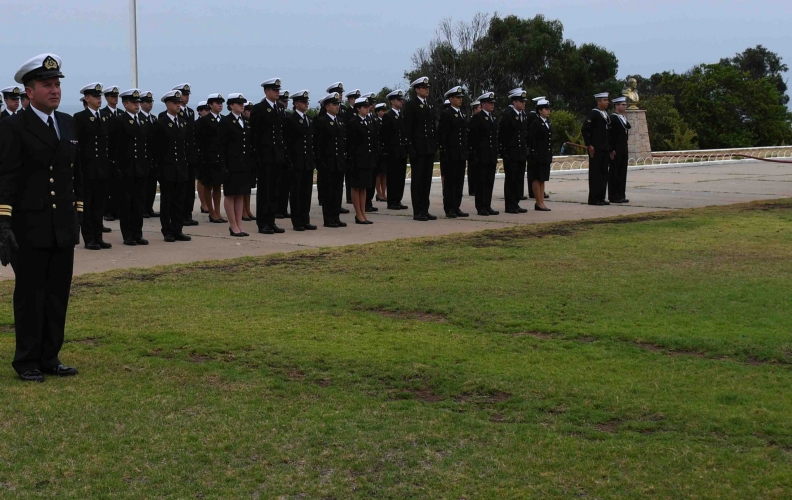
[74, 82, 112, 250]
[0, 53, 82, 382]
[581, 92, 612, 205]
[499, 89, 529, 213]
[0, 86, 22, 119]
[284, 90, 317, 232]
[139, 91, 160, 218]
[171, 84, 199, 226]
[380, 90, 409, 210]
[101, 85, 123, 221]
[314, 93, 348, 228]
[527, 99, 553, 211]
[468, 91, 500, 216]
[608, 96, 631, 204]
[403, 76, 438, 221]
[437, 86, 469, 218]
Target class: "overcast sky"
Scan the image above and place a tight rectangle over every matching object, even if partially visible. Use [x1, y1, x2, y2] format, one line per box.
[2, 0, 789, 112]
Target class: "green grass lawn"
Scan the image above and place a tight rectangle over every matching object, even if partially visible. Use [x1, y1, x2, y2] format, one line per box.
[1, 199, 791, 499]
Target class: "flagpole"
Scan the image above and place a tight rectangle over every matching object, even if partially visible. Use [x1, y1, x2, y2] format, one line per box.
[130, 0, 138, 88]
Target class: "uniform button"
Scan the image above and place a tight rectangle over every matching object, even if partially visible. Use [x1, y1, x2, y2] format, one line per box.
[52, 204, 57, 209]
[50, 166, 54, 170]
[50, 178, 54, 183]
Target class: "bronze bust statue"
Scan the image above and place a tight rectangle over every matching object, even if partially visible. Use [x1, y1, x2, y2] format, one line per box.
[622, 78, 640, 110]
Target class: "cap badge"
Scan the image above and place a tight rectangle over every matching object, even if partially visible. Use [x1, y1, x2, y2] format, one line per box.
[132, 90, 140, 98]
[275, 79, 281, 86]
[94, 84, 102, 91]
[183, 84, 190, 91]
[338, 84, 343, 90]
[422, 78, 428, 83]
[43, 56, 58, 70]
[174, 91, 181, 98]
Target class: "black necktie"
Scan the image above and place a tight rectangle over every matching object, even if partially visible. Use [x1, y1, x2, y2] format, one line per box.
[47, 116, 59, 140]
[175, 118, 179, 128]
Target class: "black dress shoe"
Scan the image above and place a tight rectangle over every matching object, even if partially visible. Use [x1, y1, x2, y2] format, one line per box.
[365, 206, 378, 212]
[456, 210, 469, 217]
[620, 199, 630, 203]
[149, 211, 160, 217]
[387, 205, 402, 210]
[293, 226, 305, 231]
[535, 204, 551, 212]
[545, 193, 550, 199]
[239, 232, 249, 237]
[175, 233, 192, 241]
[366, 220, 374, 224]
[19, 369, 44, 382]
[603, 200, 611, 205]
[304, 224, 317, 230]
[517, 207, 528, 213]
[355, 217, 368, 224]
[376, 196, 387, 202]
[41, 364, 78, 376]
[259, 226, 275, 235]
[164, 235, 176, 242]
[104, 215, 116, 221]
[337, 220, 348, 227]
[85, 242, 101, 250]
[102, 226, 112, 233]
[135, 238, 149, 245]
[339, 207, 350, 214]
[520, 196, 528, 200]
[426, 213, 437, 220]
[488, 208, 500, 215]
[445, 212, 457, 218]
[413, 214, 428, 221]
[209, 217, 224, 223]
[272, 224, 286, 233]
[398, 204, 408, 210]
[248, 215, 257, 221]
[123, 239, 137, 246]
[142, 213, 150, 219]
[98, 241, 112, 249]
[229, 228, 245, 237]
[186, 219, 200, 226]
[477, 210, 490, 216]
[242, 216, 253, 222]
[588, 201, 606, 206]
[324, 222, 339, 228]
[201, 207, 209, 214]
[505, 208, 519, 214]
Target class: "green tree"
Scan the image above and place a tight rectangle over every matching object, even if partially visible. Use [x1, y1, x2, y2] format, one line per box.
[720, 45, 789, 105]
[548, 109, 581, 154]
[643, 94, 698, 151]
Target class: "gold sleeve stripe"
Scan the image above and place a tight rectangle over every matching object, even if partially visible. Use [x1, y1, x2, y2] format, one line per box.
[0, 205, 12, 210]
[76, 208, 84, 212]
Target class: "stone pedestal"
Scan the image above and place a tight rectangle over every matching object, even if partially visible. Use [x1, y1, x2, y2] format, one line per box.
[625, 109, 652, 162]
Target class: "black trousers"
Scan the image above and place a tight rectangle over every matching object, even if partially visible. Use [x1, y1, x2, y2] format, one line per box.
[440, 158, 465, 214]
[409, 154, 435, 215]
[120, 176, 147, 241]
[475, 162, 497, 211]
[504, 159, 526, 209]
[345, 173, 352, 204]
[257, 162, 285, 229]
[467, 159, 477, 195]
[10, 245, 74, 374]
[81, 177, 107, 245]
[145, 169, 158, 214]
[608, 150, 628, 201]
[320, 170, 345, 224]
[160, 180, 187, 236]
[588, 151, 610, 204]
[183, 165, 196, 221]
[278, 170, 291, 215]
[290, 169, 314, 228]
[105, 176, 123, 217]
[386, 156, 407, 205]
[526, 158, 535, 198]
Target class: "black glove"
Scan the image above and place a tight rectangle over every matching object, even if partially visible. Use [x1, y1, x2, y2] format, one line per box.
[0, 219, 18, 267]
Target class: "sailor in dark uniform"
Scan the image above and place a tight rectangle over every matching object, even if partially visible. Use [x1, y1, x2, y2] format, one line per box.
[380, 89, 409, 210]
[581, 92, 612, 206]
[152, 90, 191, 242]
[194, 93, 226, 223]
[527, 99, 553, 211]
[346, 96, 376, 224]
[171, 84, 199, 226]
[341, 89, 360, 207]
[364, 98, 382, 213]
[139, 91, 159, 218]
[498, 89, 529, 213]
[0, 86, 22, 119]
[313, 93, 348, 228]
[219, 93, 253, 237]
[250, 77, 288, 234]
[372, 102, 389, 205]
[526, 96, 549, 201]
[466, 99, 481, 196]
[194, 100, 210, 217]
[468, 91, 500, 216]
[0, 53, 82, 382]
[608, 96, 631, 203]
[284, 90, 317, 231]
[101, 85, 123, 221]
[113, 89, 151, 246]
[241, 101, 255, 222]
[74, 83, 112, 250]
[275, 89, 292, 219]
[403, 76, 438, 221]
[316, 82, 345, 207]
[437, 86, 469, 218]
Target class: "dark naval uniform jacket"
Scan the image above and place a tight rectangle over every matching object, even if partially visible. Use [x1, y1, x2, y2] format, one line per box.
[437, 106, 469, 161]
[152, 114, 189, 182]
[380, 109, 408, 160]
[499, 106, 528, 163]
[0, 110, 83, 248]
[528, 116, 553, 164]
[250, 99, 286, 165]
[402, 97, 437, 156]
[468, 110, 499, 164]
[219, 113, 253, 173]
[346, 115, 376, 172]
[73, 108, 110, 180]
[284, 111, 316, 171]
[609, 113, 630, 155]
[195, 112, 225, 176]
[581, 109, 611, 152]
[112, 112, 151, 178]
[313, 113, 347, 172]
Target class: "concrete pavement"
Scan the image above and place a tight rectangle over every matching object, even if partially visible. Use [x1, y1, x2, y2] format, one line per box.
[0, 160, 788, 280]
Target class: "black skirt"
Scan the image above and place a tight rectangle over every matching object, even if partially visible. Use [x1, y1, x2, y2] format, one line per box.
[347, 167, 373, 189]
[203, 162, 226, 186]
[532, 161, 551, 182]
[224, 171, 252, 196]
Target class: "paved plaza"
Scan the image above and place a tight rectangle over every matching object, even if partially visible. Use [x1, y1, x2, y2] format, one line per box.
[0, 160, 788, 280]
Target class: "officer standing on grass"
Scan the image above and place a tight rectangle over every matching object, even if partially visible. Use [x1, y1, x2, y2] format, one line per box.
[0, 53, 82, 382]
[581, 92, 612, 206]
